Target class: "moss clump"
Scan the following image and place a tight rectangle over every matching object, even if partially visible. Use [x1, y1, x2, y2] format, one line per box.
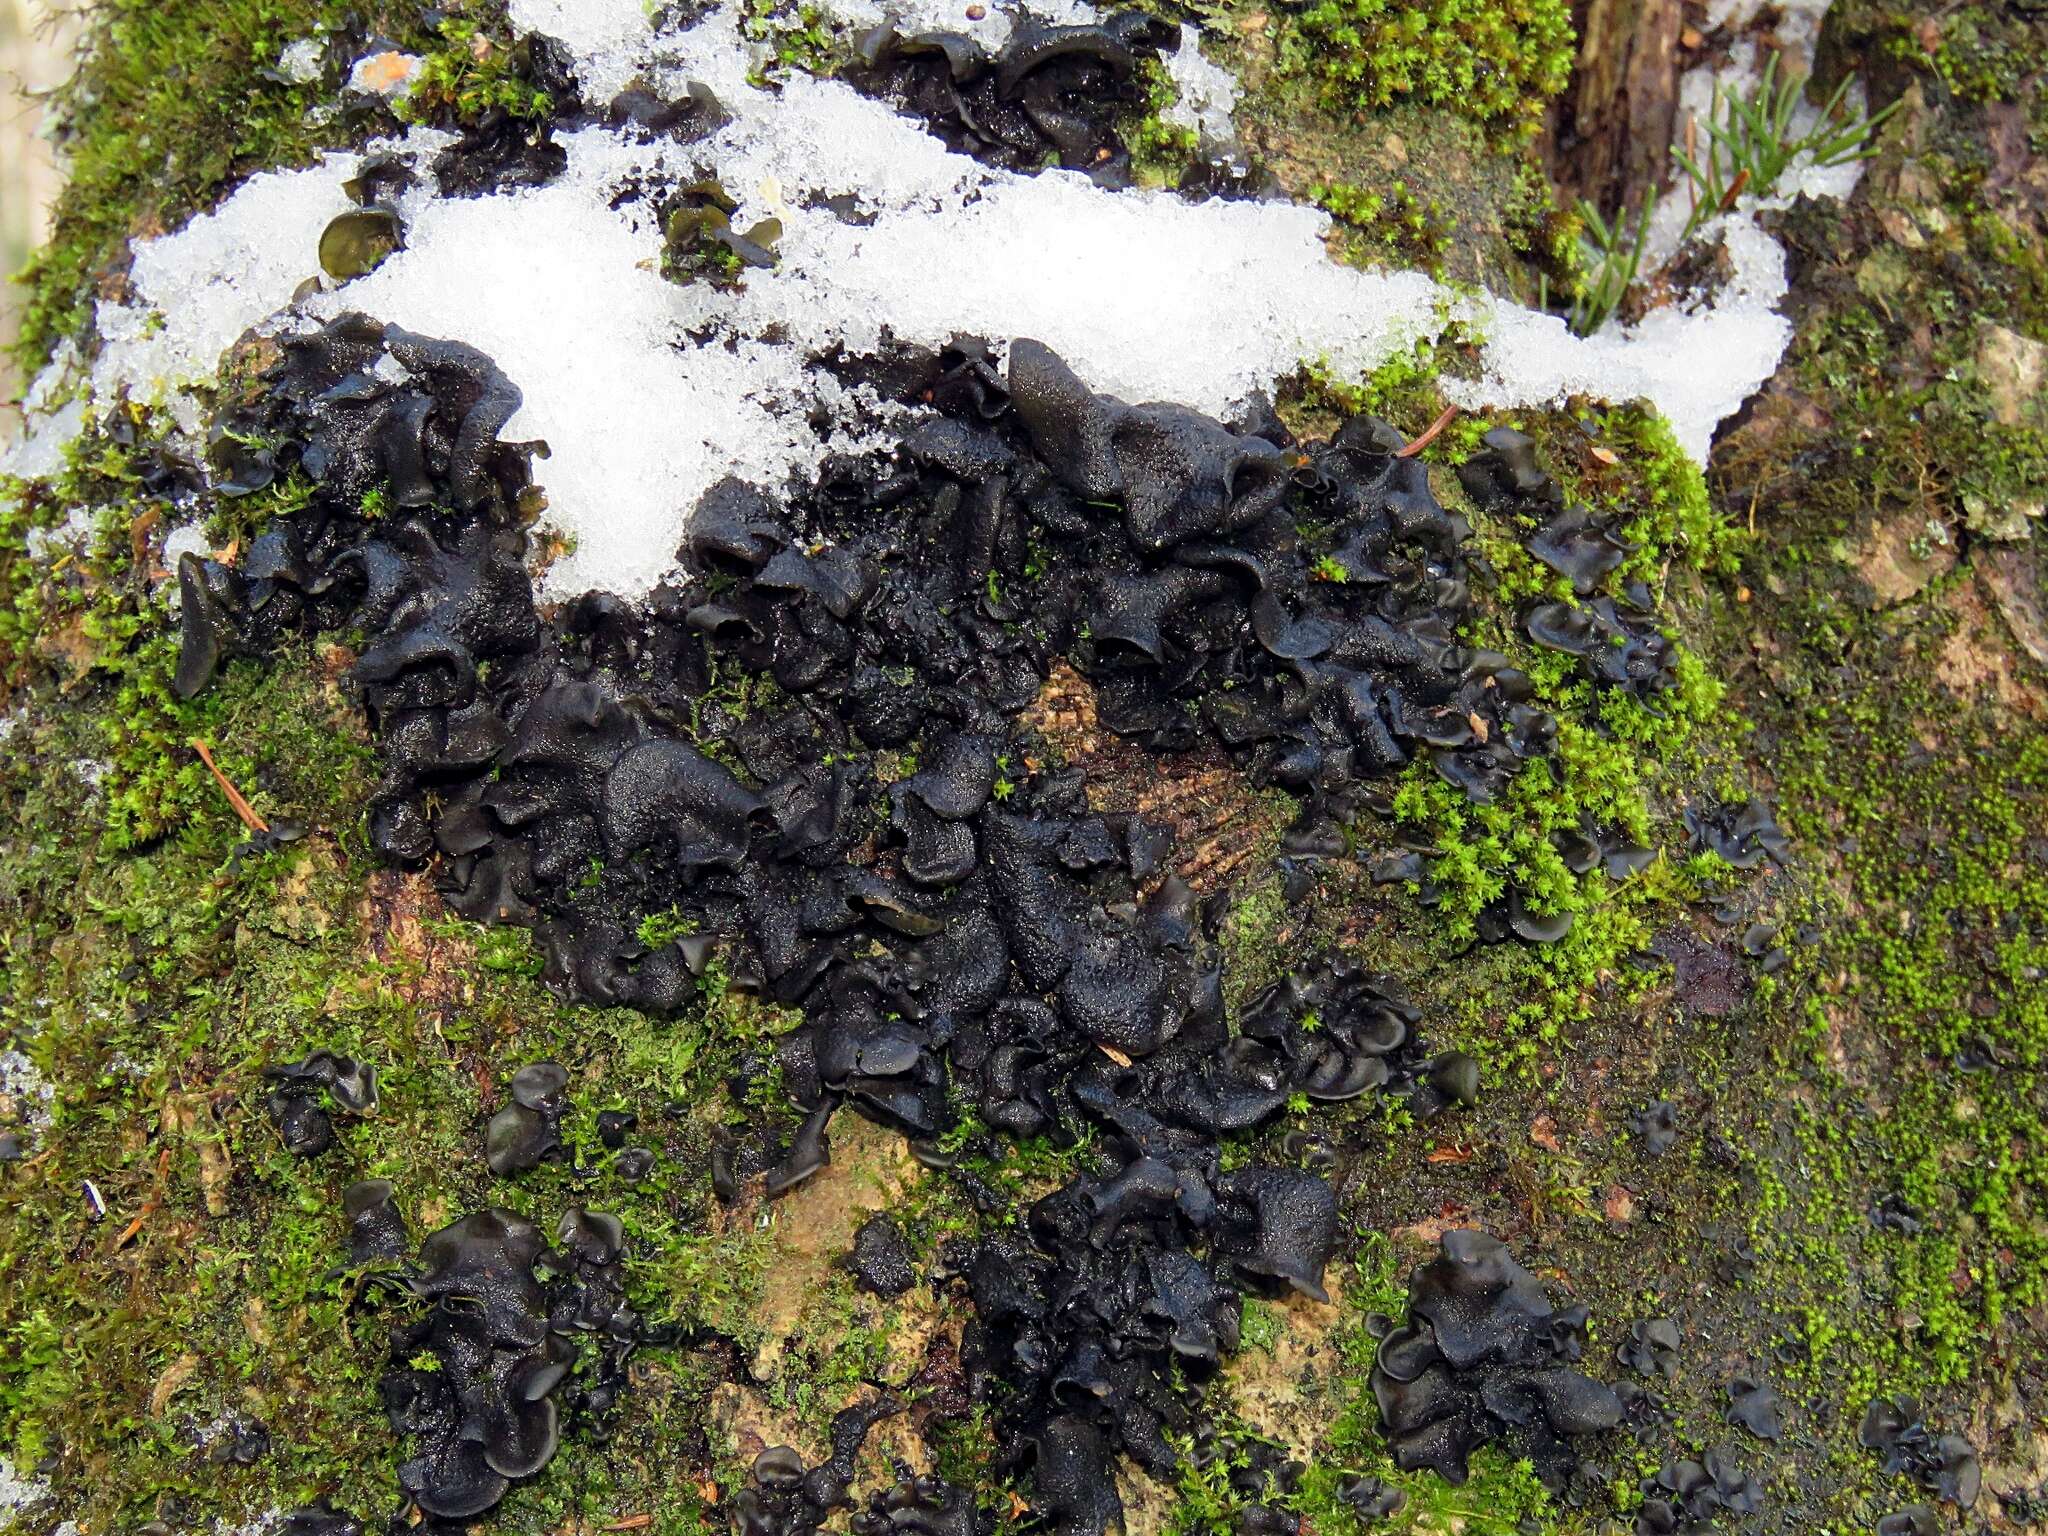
[399, 15, 559, 125]
[739, 0, 845, 86]
[0, 634, 811, 1526]
[1852, 0, 2038, 105]
[1311, 179, 1453, 273]
[1, 400, 322, 848]
[1281, 0, 1574, 137]
[1126, 56, 1202, 184]
[1767, 692, 2048, 1386]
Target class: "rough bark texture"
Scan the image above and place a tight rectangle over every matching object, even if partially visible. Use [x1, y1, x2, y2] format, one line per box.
[1546, 0, 1685, 215]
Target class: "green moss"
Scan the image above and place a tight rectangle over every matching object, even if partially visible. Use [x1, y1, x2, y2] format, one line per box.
[1127, 56, 1203, 184]
[1311, 178, 1453, 272]
[0, 630, 817, 1523]
[1279, 0, 1574, 137]
[1284, 355, 1745, 1060]
[1766, 706, 2048, 1386]
[1876, 2, 2034, 103]
[8, 0, 497, 377]
[1500, 158, 1583, 296]
[739, 0, 845, 86]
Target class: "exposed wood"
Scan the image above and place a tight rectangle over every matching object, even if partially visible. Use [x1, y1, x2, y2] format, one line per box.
[1546, 0, 1686, 217]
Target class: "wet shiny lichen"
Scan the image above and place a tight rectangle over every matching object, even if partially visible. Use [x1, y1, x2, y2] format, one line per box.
[6, 2, 2045, 1529]
[846, 11, 1179, 187]
[1369, 1229, 1620, 1489]
[159, 309, 1731, 1526]
[376, 1202, 641, 1517]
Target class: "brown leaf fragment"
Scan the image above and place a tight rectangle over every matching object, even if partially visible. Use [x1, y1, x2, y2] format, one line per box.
[150, 1353, 200, 1417]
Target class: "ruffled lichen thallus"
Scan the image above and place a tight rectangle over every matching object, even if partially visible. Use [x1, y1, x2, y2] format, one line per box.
[174, 315, 1692, 1527]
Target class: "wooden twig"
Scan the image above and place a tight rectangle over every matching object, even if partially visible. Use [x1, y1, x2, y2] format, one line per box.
[112, 1148, 173, 1250]
[1396, 404, 1460, 459]
[189, 738, 268, 833]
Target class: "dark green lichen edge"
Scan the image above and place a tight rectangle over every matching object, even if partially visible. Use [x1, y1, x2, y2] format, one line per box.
[3, 0, 2046, 1530]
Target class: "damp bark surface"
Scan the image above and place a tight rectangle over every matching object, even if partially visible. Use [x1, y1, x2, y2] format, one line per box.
[0, 1, 2045, 1535]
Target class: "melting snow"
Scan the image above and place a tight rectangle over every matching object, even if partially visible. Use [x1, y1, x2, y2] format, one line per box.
[1162, 23, 1241, 145]
[0, 1049, 55, 1130]
[817, 0, 1104, 50]
[90, 153, 362, 406]
[278, 38, 327, 84]
[0, 1460, 50, 1519]
[7, 0, 1857, 599]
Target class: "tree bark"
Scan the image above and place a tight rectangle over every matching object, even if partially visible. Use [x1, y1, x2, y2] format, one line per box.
[1545, 0, 1685, 218]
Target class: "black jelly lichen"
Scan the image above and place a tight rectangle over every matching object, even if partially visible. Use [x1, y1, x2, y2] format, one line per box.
[263, 1049, 379, 1156]
[848, 1213, 917, 1297]
[1859, 1396, 1982, 1508]
[277, 1499, 361, 1536]
[485, 1060, 572, 1177]
[847, 11, 1177, 186]
[1628, 1099, 1680, 1155]
[1724, 1375, 1783, 1442]
[174, 316, 1700, 1528]
[1683, 797, 1791, 871]
[722, 1402, 913, 1536]
[380, 1204, 639, 1519]
[1615, 1316, 1680, 1378]
[1632, 1447, 1762, 1534]
[948, 1155, 1336, 1509]
[1369, 1229, 1621, 1489]
[343, 1177, 411, 1266]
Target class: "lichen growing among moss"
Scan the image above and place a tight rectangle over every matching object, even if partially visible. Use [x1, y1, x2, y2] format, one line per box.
[1273, 352, 1749, 1068]
[4, 0, 2048, 1530]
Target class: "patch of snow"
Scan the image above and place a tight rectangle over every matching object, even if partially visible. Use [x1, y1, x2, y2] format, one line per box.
[163, 523, 211, 568]
[161, 523, 213, 604]
[1465, 214, 1791, 463]
[278, 38, 326, 84]
[308, 132, 914, 598]
[0, 1050, 55, 1130]
[1705, 0, 1832, 57]
[5, 396, 86, 481]
[820, 0, 1102, 50]
[12, 0, 1869, 598]
[348, 50, 424, 99]
[217, 1507, 286, 1536]
[1161, 23, 1239, 145]
[0, 1456, 49, 1512]
[507, 0, 658, 97]
[23, 501, 100, 561]
[92, 155, 360, 405]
